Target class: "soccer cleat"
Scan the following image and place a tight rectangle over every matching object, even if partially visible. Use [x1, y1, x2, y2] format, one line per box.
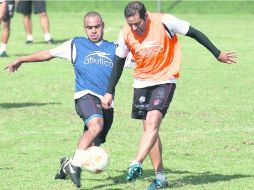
[63, 160, 81, 188]
[126, 164, 143, 181]
[146, 179, 169, 190]
[55, 157, 69, 180]
[0, 51, 7, 57]
[45, 39, 54, 44]
[26, 40, 33, 44]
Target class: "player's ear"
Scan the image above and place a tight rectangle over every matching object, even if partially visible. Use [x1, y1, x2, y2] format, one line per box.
[102, 21, 104, 29]
[144, 12, 148, 20]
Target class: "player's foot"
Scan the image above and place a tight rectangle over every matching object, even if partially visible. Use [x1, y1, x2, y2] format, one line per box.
[146, 179, 169, 190]
[126, 164, 143, 181]
[63, 160, 81, 188]
[45, 39, 54, 44]
[55, 157, 69, 180]
[0, 51, 8, 57]
[26, 40, 33, 44]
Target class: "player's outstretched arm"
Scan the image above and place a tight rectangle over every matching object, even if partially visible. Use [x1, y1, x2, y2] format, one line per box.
[186, 26, 238, 64]
[4, 50, 53, 74]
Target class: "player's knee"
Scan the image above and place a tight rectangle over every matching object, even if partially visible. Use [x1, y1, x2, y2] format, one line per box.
[39, 12, 47, 17]
[88, 123, 103, 136]
[144, 122, 159, 134]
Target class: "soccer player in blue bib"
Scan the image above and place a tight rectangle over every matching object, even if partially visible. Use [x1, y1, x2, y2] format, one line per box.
[5, 11, 116, 188]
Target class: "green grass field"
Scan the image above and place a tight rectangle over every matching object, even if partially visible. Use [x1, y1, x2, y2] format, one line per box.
[0, 1, 254, 190]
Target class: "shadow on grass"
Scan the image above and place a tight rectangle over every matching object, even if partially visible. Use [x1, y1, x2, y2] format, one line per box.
[81, 168, 253, 190]
[32, 38, 70, 45]
[0, 166, 13, 170]
[0, 102, 61, 109]
[167, 169, 254, 188]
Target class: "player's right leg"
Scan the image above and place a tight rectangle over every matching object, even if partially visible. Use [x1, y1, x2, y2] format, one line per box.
[62, 94, 107, 188]
[126, 87, 149, 181]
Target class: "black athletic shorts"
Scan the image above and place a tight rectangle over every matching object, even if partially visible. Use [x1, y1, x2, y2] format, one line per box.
[16, 0, 46, 15]
[2, 0, 14, 22]
[75, 94, 114, 144]
[132, 83, 176, 120]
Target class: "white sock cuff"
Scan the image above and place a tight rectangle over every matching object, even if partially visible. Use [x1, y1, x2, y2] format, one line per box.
[71, 149, 86, 167]
[130, 160, 141, 167]
[0, 43, 7, 52]
[155, 171, 166, 181]
[44, 33, 51, 41]
[26, 34, 33, 41]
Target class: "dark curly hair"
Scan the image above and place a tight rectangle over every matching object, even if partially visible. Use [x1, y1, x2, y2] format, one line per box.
[124, 1, 146, 20]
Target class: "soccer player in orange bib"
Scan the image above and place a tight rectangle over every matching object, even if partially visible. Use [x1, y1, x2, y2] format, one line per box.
[102, 1, 237, 189]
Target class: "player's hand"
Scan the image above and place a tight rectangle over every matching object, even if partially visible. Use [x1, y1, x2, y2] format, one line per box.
[217, 51, 238, 64]
[102, 93, 113, 109]
[4, 59, 22, 74]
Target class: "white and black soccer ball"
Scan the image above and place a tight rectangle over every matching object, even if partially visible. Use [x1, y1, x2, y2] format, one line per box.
[82, 146, 109, 174]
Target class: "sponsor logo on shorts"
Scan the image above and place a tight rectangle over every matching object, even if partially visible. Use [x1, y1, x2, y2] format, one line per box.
[84, 51, 113, 68]
[153, 99, 161, 106]
[134, 104, 149, 109]
[138, 96, 146, 104]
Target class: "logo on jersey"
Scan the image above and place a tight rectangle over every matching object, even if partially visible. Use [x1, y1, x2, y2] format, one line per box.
[84, 51, 113, 68]
[135, 40, 163, 59]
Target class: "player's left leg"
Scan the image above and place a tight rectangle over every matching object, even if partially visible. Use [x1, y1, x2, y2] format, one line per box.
[146, 136, 169, 190]
[145, 83, 176, 189]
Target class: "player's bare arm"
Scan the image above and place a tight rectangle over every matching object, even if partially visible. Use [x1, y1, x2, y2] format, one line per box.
[4, 50, 53, 74]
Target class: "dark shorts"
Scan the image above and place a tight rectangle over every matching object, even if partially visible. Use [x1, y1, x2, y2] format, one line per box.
[16, 0, 46, 15]
[2, 0, 14, 22]
[75, 94, 114, 144]
[132, 83, 176, 120]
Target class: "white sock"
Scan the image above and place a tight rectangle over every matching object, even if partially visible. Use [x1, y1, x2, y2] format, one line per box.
[44, 33, 51, 41]
[155, 171, 166, 181]
[71, 149, 88, 167]
[26, 34, 33, 41]
[0, 43, 7, 52]
[130, 160, 141, 167]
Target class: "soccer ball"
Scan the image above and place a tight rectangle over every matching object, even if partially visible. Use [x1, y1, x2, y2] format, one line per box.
[82, 146, 109, 174]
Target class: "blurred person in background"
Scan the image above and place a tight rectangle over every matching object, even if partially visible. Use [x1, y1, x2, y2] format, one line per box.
[16, 0, 53, 44]
[0, 0, 14, 57]
[0, 0, 6, 24]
